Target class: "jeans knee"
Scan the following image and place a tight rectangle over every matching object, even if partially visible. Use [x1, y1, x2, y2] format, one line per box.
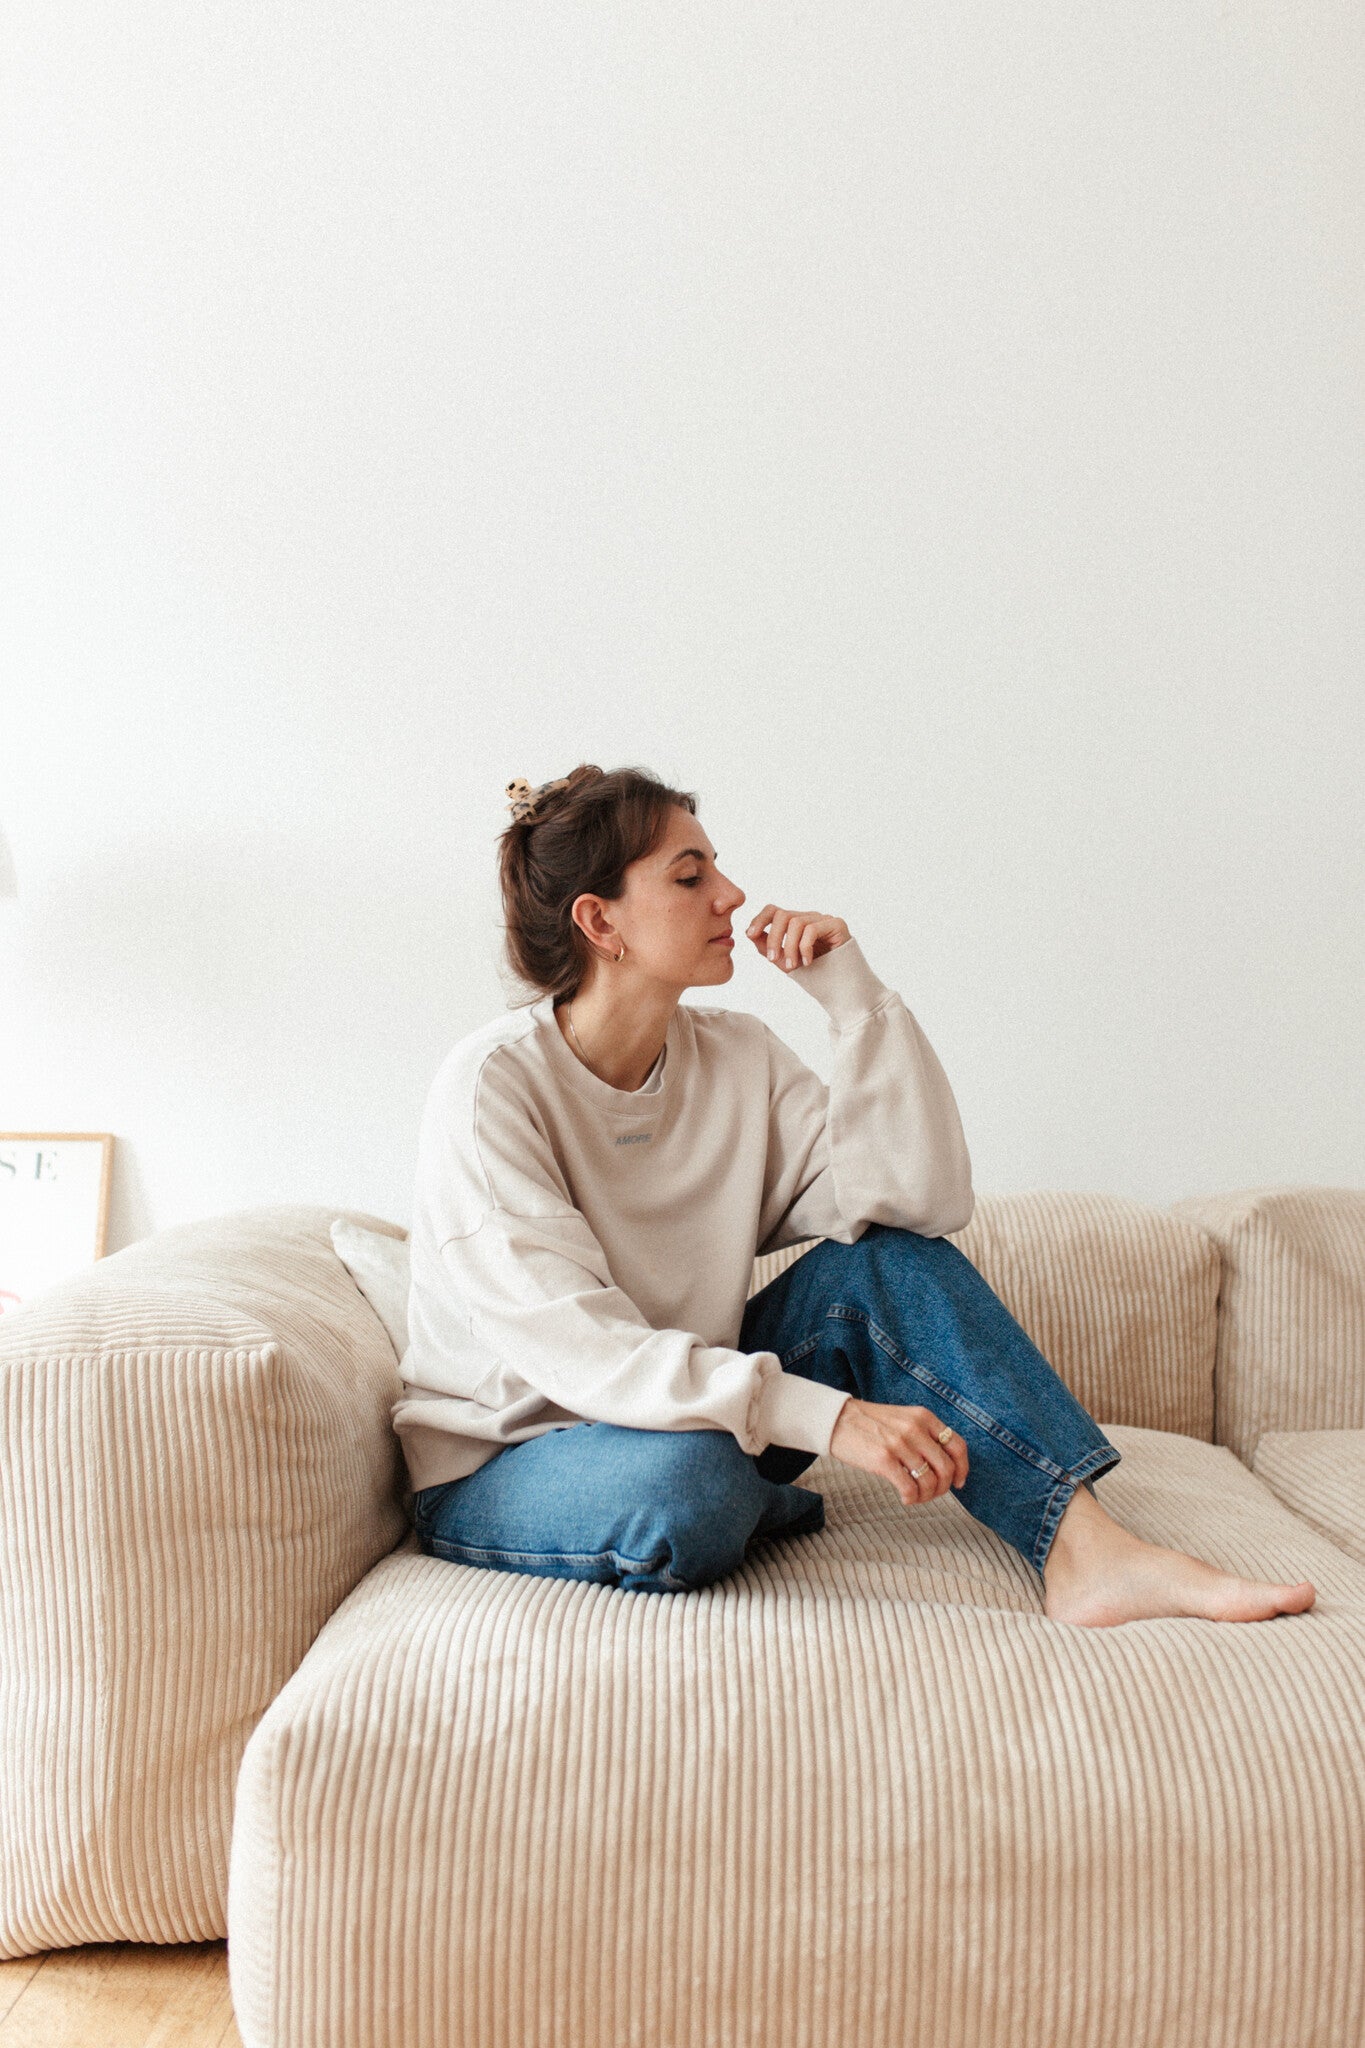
[853, 1220, 976, 1297]
[649, 1435, 764, 1588]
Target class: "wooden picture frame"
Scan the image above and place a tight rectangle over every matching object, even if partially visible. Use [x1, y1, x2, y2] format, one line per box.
[0, 1132, 115, 1316]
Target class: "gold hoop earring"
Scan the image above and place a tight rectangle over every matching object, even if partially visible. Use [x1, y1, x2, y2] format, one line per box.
[614, 944, 625, 963]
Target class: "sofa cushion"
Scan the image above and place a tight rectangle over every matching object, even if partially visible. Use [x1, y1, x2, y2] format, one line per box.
[757, 1190, 1221, 1444]
[0, 1205, 411, 1959]
[228, 1424, 1365, 2048]
[1252, 1429, 1365, 1566]
[1167, 1187, 1365, 1462]
[329, 1216, 410, 1361]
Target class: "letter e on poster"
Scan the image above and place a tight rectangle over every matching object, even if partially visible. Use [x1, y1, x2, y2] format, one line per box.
[0, 1134, 114, 1315]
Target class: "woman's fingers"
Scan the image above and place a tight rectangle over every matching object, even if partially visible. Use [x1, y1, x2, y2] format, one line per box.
[934, 1424, 969, 1490]
[905, 1444, 951, 1499]
[746, 906, 794, 962]
[904, 1413, 966, 1499]
[829, 1400, 969, 1509]
[777, 914, 825, 968]
[745, 905, 775, 950]
[746, 907, 849, 970]
[788, 919, 815, 968]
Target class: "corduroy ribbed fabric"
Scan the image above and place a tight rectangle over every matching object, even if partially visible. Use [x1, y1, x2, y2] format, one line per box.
[227, 1422, 1365, 2048]
[0, 1206, 411, 1959]
[1253, 1428, 1365, 1565]
[6, 1186, 1363, 2041]
[1167, 1187, 1365, 1462]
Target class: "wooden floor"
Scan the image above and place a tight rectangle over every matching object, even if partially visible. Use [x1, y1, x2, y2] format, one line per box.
[0, 1942, 240, 2047]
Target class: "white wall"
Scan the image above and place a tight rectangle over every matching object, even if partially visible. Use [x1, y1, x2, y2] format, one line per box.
[2, 1, 1362, 1257]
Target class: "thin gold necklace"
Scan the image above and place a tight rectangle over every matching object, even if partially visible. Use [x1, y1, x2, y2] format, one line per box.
[567, 1007, 662, 1092]
[564, 945, 624, 1075]
[566, 1004, 590, 1065]
[564, 959, 667, 1090]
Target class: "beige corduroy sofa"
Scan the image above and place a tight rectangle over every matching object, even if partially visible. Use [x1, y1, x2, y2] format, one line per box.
[1, 1187, 1363, 2048]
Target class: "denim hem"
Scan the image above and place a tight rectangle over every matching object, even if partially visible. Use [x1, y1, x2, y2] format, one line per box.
[1030, 1444, 1124, 1576]
[420, 1532, 692, 1591]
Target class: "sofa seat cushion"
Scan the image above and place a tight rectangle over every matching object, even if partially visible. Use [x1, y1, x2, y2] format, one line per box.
[0, 1205, 412, 1960]
[1252, 1429, 1365, 1566]
[228, 1424, 1365, 2048]
[1167, 1186, 1365, 1463]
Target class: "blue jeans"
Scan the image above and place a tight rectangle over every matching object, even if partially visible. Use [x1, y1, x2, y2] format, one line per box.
[412, 1222, 1123, 1593]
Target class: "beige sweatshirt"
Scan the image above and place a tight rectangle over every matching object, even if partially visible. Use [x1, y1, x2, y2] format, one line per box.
[393, 936, 975, 1495]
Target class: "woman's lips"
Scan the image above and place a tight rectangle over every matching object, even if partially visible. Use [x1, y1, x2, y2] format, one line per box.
[710, 935, 734, 946]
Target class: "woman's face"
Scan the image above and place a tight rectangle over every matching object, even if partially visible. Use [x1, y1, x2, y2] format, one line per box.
[579, 807, 747, 993]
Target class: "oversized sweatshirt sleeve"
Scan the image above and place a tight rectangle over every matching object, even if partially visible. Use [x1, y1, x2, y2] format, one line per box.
[428, 1052, 851, 1459]
[754, 936, 975, 1258]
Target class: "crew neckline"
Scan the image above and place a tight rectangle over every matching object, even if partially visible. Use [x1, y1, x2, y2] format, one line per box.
[533, 996, 676, 1116]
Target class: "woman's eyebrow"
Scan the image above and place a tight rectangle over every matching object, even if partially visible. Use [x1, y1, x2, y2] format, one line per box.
[665, 847, 716, 868]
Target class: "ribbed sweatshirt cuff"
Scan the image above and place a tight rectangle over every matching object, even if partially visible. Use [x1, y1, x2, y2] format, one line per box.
[785, 935, 895, 1030]
[757, 1369, 853, 1458]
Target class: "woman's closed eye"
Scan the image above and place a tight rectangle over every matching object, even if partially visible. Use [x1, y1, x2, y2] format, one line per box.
[678, 876, 701, 886]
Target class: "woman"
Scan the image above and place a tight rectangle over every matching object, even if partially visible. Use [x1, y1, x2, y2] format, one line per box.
[395, 764, 1316, 1627]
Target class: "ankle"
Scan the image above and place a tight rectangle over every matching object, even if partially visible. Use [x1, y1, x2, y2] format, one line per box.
[1045, 1484, 1119, 1577]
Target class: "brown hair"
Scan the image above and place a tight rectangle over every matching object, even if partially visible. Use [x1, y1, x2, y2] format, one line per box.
[497, 763, 698, 1003]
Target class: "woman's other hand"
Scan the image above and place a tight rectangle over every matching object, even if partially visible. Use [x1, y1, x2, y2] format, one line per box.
[745, 906, 851, 971]
[828, 1397, 969, 1507]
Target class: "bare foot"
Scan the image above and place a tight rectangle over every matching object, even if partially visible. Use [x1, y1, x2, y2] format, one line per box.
[1042, 1485, 1317, 1629]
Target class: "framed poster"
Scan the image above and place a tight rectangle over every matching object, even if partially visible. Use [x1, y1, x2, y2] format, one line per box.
[0, 1133, 115, 1316]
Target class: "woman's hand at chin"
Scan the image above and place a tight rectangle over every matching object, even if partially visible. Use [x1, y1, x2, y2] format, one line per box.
[744, 907, 851, 971]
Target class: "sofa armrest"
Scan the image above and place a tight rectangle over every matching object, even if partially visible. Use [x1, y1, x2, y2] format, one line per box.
[0, 1203, 410, 1959]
